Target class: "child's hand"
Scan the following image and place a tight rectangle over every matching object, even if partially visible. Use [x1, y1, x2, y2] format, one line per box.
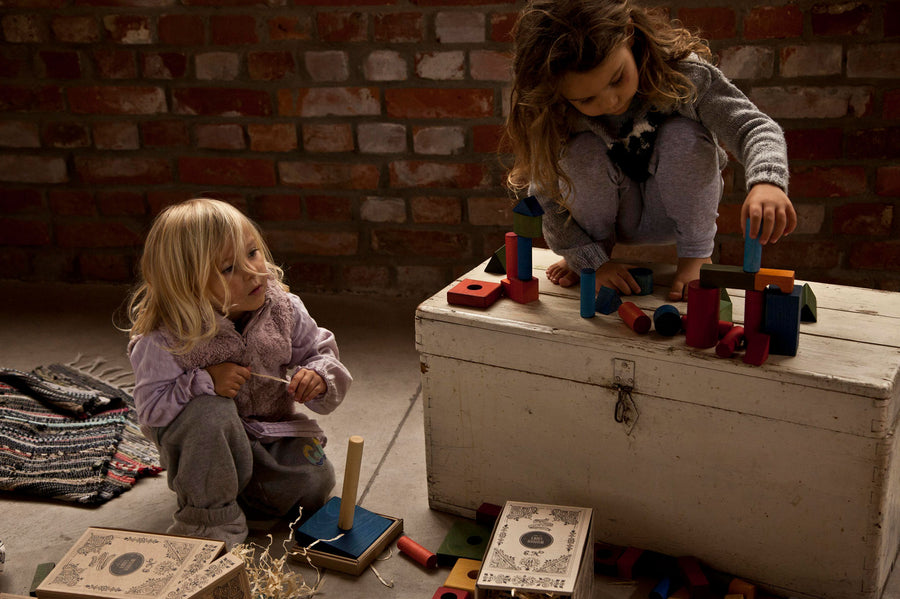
[206, 362, 250, 399]
[595, 262, 641, 296]
[670, 257, 712, 301]
[741, 183, 797, 245]
[289, 368, 326, 404]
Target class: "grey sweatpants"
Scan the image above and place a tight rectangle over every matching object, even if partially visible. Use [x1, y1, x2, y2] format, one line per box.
[147, 395, 335, 530]
[544, 115, 725, 271]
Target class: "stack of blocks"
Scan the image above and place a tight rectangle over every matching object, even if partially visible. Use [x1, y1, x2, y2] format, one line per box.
[447, 196, 544, 309]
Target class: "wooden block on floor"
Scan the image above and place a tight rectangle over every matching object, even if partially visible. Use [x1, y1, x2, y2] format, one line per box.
[729, 578, 757, 599]
[444, 558, 482, 594]
[30, 563, 55, 596]
[501, 276, 539, 304]
[432, 587, 470, 599]
[476, 502, 502, 528]
[764, 284, 802, 356]
[437, 521, 493, 567]
[699, 264, 756, 291]
[754, 268, 795, 293]
[447, 279, 502, 309]
[594, 541, 625, 576]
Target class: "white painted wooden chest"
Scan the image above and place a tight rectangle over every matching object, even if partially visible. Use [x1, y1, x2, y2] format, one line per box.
[416, 248, 900, 599]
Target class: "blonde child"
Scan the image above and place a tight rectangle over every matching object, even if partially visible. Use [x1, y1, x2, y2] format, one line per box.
[127, 198, 352, 548]
[506, 0, 797, 301]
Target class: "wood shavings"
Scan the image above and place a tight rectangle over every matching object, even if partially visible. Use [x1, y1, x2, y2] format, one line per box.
[232, 534, 322, 599]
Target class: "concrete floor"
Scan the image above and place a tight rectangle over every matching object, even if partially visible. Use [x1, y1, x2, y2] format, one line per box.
[0, 280, 898, 599]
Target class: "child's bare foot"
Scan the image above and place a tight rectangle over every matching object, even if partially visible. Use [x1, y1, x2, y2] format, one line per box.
[546, 259, 581, 287]
[669, 256, 712, 301]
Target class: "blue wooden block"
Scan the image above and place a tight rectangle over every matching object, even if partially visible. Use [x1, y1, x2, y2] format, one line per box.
[516, 235, 532, 281]
[764, 284, 802, 356]
[744, 217, 762, 273]
[653, 304, 682, 336]
[650, 576, 672, 599]
[595, 286, 622, 315]
[294, 496, 393, 559]
[580, 268, 596, 318]
[512, 195, 544, 217]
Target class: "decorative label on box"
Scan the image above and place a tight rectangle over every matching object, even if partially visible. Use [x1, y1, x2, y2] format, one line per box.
[35, 528, 225, 599]
[163, 553, 250, 599]
[476, 501, 593, 599]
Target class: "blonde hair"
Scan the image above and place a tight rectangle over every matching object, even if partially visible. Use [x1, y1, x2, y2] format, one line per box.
[505, 0, 712, 205]
[128, 198, 286, 354]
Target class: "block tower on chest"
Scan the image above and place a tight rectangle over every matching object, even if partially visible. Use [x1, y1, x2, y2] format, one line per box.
[502, 196, 543, 304]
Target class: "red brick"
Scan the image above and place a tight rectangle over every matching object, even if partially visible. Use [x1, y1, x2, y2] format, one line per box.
[140, 119, 188, 147]
[142, 52, 188, 79]
[372, 229, 471, 258]
[248, 123, 297, 152]
[91, 48, 136, 79]
[849, 241, 900, 270]
[42, 121, 90, 148]
[0, 85, 64, 112]
[158, 14, 204, 45]
[678, 7, 736, 40]
[49, 190, 94, 216]
[0, 189, 42, 213]
[266, 229, 358, 256]
[75, 156, 170, 185]
[0, 155, 67, 183]
[210, 14, 258, 45]
[268, 16, 312, 41]
[0, 120, 39, 148]
[876, 166, 900, 196]
[317, 12, 367, 42]
[0, 248, 30, 278]
[468, 196, 513, 226]
[790, 166, 868, 198]
[51, 15, 101, 43]
[252, 194, 302, 221]
[342, 264, 390, 290]
[750, 86, 873, 119]
[470, 50, 512, 81]
[845, 127, 900, 160]
[179, 157, 275, 187]
[278, 87, 380, 117]
[284, 262, 333, 291]
[374, 12, 424, 42]
[811, 2, 872, 36]
[784, 128, 842, 161]
[887, 3, 900, 37]
[473, 124, 506, 154]
[279, 161, 380, 189]
[248, 51, 295, 80]
[411, 196, 462, 224]
[885, 89, 900, 120]
[490, 12, 517, 43]
[306, 195, 352, 222]
[390, 160, 487, 188]
[103, 15, 151, 44]
[2, 14, 48, 43]
[57, 221, 143, 248]
[96, 190, 145, 216]
[833, 202, 893, 235]
[93, 121, 139, 149]
[79, 252, 133, 282]
[715, 202, 743, 235]
[302, 123, 353, 153]
[385, 88, 493, 118]
[0, 217, 51, 246]
[744, 6, 803, 39]
[68, 86, 165, 114]
[173, 88, 271, 117]
[0, 46, 31, 78]
[196, 123, 245, 150]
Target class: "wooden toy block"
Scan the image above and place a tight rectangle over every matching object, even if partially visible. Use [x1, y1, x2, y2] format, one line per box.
[501, 276, 539, 304]
[595, 285, 622, 315]
[744, 289, 765, 333]
[718, 320, 734, 338]
[580, 268, 596, 318]
[619, 301, 651, 334]
[744, 217, 762, 273]
[764, 284, 802, 356]
[716, 325, 745, 358]
[725, 594, 745, 599]
[629, 267, 654, 295]
[686, 279, 720, 348]
[397, 535, 437, 569]
[801, 282, 818, 322]
[293, 436, 402, 575]
[669, 588, 692, 599]
[728, 578, 757, 599]
[436, 520, 493, 567]
[516, 235, 532, 281]
[743, 332, 770, 366]
[594, 541, 625, 576]
[432, 587, 470, 599]
[720, 287, 733, 322]
[447, 279, 502, 309]
[653, 304, 682, 336]
[699, 263, 756, 290]
[617, 546, 644, 579]
[504, 232, 517, 281]
[444, 558, 482, 593]
[475, 502, 502, 527]
[485, 245, 506, 275]
[677, 556, 712, 599]
[512, 195, 544, 239]
[754, 268, 795, 293]
[650, 576, 673, 599]
[30, 563, 55, 596]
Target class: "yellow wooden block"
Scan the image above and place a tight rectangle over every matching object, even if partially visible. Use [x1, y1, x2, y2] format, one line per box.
[724, 594, 744, 599]
[729, 578, 757, 599]
[444, 558, 481, 593]
[753, 268, 794, 293]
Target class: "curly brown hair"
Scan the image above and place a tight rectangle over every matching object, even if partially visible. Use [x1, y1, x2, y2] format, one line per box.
[505, 0, 712, 206]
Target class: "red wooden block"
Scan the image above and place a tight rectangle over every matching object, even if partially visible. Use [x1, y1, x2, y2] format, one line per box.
[743, 331, 770, 366]
[686, 279, 719, 348]
[502, 276, 539, 303]
[744, 289, 765, 333]
[504, 232, 517, 281]
[718, 320, 734, 338]
[617, 546, 644, 579]
[716, 325, 745, 357]
[447, 279, 502, 308]
[753, 268, 794, 293]
[432, 587, 470, 599]
[618, 301, 651, 334]
[678, 556, 713, 599]
[595, 541, 625, 576]
[476, 502, 502, 527]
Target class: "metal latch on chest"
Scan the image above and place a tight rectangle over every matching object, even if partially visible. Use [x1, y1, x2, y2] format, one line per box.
[613, 358, 639, 435]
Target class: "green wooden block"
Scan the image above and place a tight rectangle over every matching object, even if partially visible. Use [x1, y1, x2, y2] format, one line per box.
[719, 287, 733, 322]
[436, 520, 493, 567]
[513, 213, 543, 238]
[485, 245, 506, 275]
[800, 282, 817, 322]
[30, 562, 55, 596]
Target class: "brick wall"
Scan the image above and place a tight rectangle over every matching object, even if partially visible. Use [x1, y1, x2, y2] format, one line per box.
[0, 0, 898, 296]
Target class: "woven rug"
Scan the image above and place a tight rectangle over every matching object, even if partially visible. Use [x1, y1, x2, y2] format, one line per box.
[0, 357, 162, 505]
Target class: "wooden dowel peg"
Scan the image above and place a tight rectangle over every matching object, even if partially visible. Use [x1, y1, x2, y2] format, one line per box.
[338, 435, 364, 531]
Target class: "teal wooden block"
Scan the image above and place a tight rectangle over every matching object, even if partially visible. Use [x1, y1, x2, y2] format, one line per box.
[436, 520, 493, 567]
[629, 267, 653, 295]
[294, 496, 393, 560]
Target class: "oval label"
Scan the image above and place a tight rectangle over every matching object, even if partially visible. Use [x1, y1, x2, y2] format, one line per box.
[519, 531, 553, 549]
[109, 552, 144, 576]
